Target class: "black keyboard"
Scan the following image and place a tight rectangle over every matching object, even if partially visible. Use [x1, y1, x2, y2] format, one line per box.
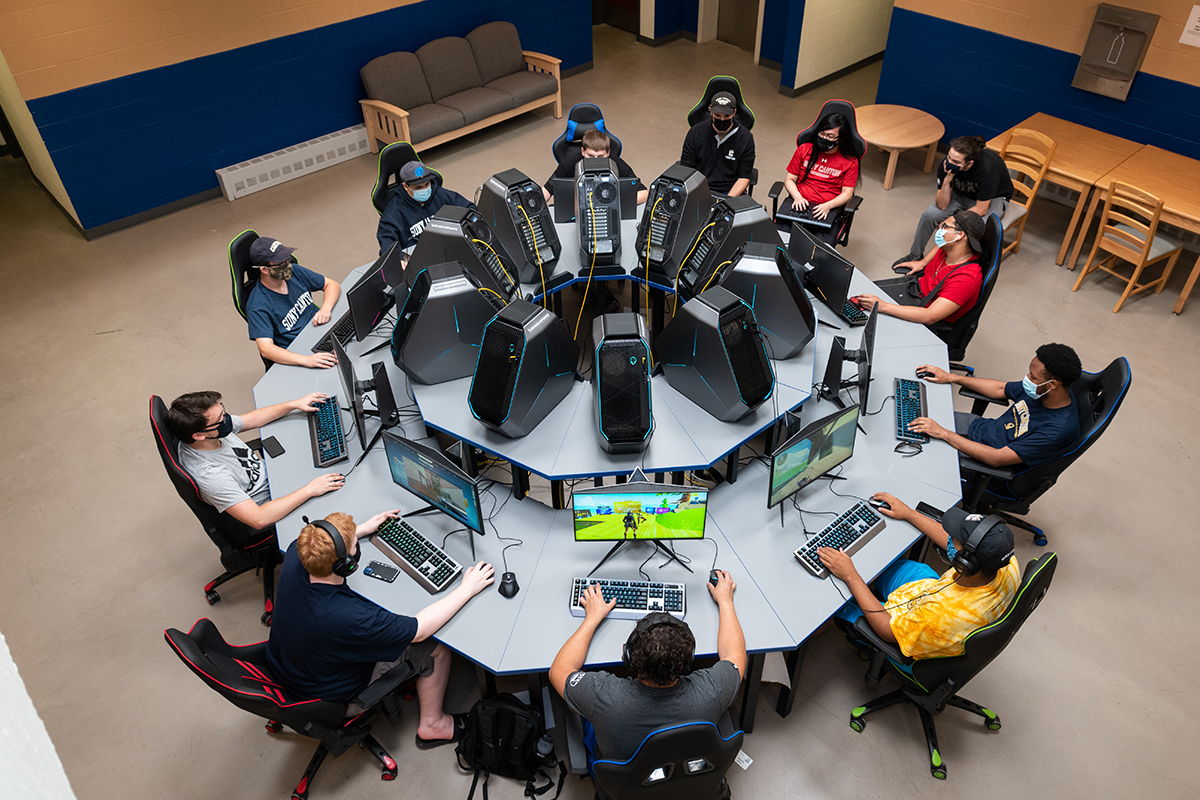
[894, 377, 929, 443]
[311, 312, 355, 354]
[308, 395, 348, 467]
[370, 517, 463, 594]
[570, 577, 685, 620]
[842, 301, 867, 324]
[793, 501, 886, 579]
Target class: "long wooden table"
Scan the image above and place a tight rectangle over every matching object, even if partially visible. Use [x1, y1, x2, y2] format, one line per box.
[856, 104, 944, 191]
[987, 113, 1142, 266]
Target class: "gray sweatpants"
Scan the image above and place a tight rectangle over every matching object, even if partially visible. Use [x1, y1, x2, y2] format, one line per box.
[910, 192, 1008, 257]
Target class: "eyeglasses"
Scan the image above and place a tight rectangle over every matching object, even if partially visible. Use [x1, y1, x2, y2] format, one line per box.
[939, 221, 961, 233]
[818, 132, 839, 142]
[199, 404, 228, 431]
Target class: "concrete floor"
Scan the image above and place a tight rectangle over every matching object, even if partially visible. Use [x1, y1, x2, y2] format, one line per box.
[2, 23, 1198, 800]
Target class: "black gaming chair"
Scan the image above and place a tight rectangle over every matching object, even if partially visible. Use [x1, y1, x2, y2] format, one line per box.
[685, 76, 757, 197]
[846, 552, 1058, 780]
[229, 228, 260, 321]
[551, 103, 623, 163]
[150, 395, 279, 625]
[929, 212, 1003, 374]
[592, 721, 744, 800]
[959, 357, 1131, 545]
[165, 618, 418, 800]
[371, 141, 442, 215]
[768, 99, 866, 247]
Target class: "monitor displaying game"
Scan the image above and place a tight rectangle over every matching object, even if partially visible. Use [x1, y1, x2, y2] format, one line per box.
[572, 486, 708, 541]
[382, 431, 484, 534]
[767, 403, 860, 508]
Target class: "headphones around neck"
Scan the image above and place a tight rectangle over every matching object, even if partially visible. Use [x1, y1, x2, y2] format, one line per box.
[951, 514, 1005, 577]
[312, 519, 358, 578]
[621, 613, 694, 677]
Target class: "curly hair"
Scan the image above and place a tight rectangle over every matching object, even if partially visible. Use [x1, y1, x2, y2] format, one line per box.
[1036, 343, 1082, 387]
[626, 616, 695, 686]
[297, 512, 356, 577]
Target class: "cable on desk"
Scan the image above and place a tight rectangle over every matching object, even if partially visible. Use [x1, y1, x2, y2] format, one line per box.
[638, 548, 656, 582]
[864, 392, 894, 417]
[480, 480, 522, 573]
[824, 465, 869, 505]
[706, 538, 719, 572]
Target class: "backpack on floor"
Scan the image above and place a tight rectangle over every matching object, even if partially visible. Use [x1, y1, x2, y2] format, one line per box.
[455, 692, 565, 800]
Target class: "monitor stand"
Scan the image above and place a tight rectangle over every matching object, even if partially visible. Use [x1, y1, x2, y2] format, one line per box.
[402, 506, 485, 562]
[586, 538, 694, 577]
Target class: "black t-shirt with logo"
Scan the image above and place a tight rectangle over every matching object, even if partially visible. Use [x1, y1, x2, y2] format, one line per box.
[936, 148, 1014, 202]
[680, 120, 756, 194]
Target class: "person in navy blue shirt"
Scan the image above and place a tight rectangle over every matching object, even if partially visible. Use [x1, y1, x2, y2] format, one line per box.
[268, 511, 495, 747]
[245, 236, 342, 369]
[907, 343, 1082, 469]
[376, 161, 474, 260]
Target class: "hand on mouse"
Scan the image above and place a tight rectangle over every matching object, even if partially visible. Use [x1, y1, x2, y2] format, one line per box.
[580, 582, 616, 622]
[460, 561, 495, 596]
[308, 473, 345, 497]
[871, 492, 908, 520]
[914, 364, 951, 384]
[706, 570, 737, 605]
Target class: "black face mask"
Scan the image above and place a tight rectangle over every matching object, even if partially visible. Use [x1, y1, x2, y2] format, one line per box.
[712, 115, 734, 133]
[207, 414, 234, 440]
[817, 137, 838, 152]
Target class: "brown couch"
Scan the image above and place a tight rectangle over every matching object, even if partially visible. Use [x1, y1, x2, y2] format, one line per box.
[360, 21, 562, 153]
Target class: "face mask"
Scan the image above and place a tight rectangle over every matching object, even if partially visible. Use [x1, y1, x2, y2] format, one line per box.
[203, 414, 234, 440]
[1022, 375, 1052, 399]
[817, 137, 838, 152]
[413, 185, 433, 203]
[267, 264, 292, 281]
[934, 228, 960, 249]
[712, 115, 733, 133]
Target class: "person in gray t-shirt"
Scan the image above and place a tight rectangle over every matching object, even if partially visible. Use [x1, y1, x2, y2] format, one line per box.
[168, 390, 345, 529]
[549, 572, 747, 765]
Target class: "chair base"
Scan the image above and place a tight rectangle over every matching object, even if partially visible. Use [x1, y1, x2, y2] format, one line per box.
[204, 549, 279, 626]
[272, 726, 398, 800]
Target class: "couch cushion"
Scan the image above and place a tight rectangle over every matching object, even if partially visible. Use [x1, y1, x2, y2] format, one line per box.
[361, 51, 432, 110]
[486, 71, 559, 107]
[436, 87, 514, 125]
[466, 21, 527, 85]
[406, 103, 467, 144]
[417, 37, 483, 101]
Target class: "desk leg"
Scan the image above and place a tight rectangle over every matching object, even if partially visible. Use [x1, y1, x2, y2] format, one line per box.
[552, 291, 563, 318]
[1174, 256, 1200, 314]
[460, 443, 478, 477]
[594, 476, 604, 487]
[672, 471, 684, 484]
[1058, 184, 1091, 266]
[513, 466, 530, 501]
[651, 288, 665, 337]
[1068, 188, 1103, 270]
[738, 652, 765, 733]
[632, 281, 642, 314]
[615, 474, 627, 485]
[881, 148, 900, 191]
[775, 642, 809, 718]
[725, 448, 739, 484]
[552, 480, 565, 510]
[923, 141, 938, 174]
[476, 665, 497, 699]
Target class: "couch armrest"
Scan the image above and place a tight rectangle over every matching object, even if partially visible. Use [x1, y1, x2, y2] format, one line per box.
[522, 51, 562, 118]
[360, 99, 411, 154]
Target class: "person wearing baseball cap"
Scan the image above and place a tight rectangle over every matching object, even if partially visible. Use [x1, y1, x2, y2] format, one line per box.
[679, 89, 756, 197]
[854, 210, 988, 328]
[376, 160, 474, 260]
[245, 236, 342, 369]
[819, 494, 1019, 662]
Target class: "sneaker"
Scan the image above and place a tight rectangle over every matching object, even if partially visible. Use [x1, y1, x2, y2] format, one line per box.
[892, 252, 921, 267]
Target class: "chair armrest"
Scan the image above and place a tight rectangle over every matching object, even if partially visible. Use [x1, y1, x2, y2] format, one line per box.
[959, 454, 1014, 481]
[768, 181, 784, 200]
[352, 660, 418, 710]
[852, 617, 912, 665]
[845, 195, 863, 212]
[957, 385, 1007, 416]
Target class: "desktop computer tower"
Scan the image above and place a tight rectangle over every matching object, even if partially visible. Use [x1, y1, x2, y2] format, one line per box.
[634, 164, 711, 281]
[575, 157, 622, 268]
[675, 196, 782, 301]
[655, 286, 775, 422]
[391, 261, 502, 385]
[407, 206, 520, 301]
[592, 313, 653, 454]
[477, 168, 561, 285]
[468, 298, 580, 439]
[721, 241, 816, 359]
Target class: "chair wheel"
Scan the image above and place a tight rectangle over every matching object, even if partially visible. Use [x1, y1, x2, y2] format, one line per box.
[931, 767, 947, 780]
[1034, 534, 1048, 546]
[987, 720, 1002, 731]
[849, 719, 865, 733]
[261, 611, 272, 626]
[382, 771, 397, 781]
[266, 721, 283, 733]
[205, 589, 220, 605]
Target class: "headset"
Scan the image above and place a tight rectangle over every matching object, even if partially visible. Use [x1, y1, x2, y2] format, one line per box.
[951, 513, 1010, 577]
[622, 613, 694, 677]
[311, 518, 358, 578]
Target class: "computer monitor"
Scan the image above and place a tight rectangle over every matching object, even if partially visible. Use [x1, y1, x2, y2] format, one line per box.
[347, 245, 400, 342]
[331, 335, 369, 451]
[820, 335, 847, 405]
[572, 485, 708, 541]
[381, 430, 485, 535]
[371, 361, 398, 427]
[790, 223, 854, 314]
[853, 301, 878, 414]
[767, 403, 861, 508]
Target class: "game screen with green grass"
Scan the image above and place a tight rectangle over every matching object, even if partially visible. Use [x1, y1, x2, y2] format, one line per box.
[572, 490, 708, 541]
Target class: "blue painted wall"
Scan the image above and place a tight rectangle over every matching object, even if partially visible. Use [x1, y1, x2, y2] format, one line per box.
[25, 0, 591, 232]
[760, 0, 805, 88]
[654, 0, 699, 40]
[878, 8, 1200, 160]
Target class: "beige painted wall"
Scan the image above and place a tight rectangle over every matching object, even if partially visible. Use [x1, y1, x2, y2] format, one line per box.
[897, 0, 1200, 86]
[0, 0, 424, 101]
[794, 0, 892, 87]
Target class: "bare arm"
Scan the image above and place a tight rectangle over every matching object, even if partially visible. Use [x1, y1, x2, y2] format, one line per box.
[706, 571, 746, 679]
[224, 472, 345, 529]
[854, 294, 961, 325]
[913, 364, 1008, 400]
[906, 417, 1024, 467]
[935, 163, 954, 210]
[871, 494, 950, 551]
[970, 198, 991, 217]
[550, 583, 615, 696]
[784, 172, 806, 208]
[256, 338, 338, 369]
[726, 177, 751, 198]
[817, 549, 895, 643]
[412, 562, 495, 641]
[237, 393, 326, 430]
[312, 277, 341, 325]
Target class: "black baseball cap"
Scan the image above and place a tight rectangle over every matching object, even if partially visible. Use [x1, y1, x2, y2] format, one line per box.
[709, 91, 737, 114]
[249, 237, 296, 266]
[952, 210, 986, 252]
[942, 507, 1015, 571]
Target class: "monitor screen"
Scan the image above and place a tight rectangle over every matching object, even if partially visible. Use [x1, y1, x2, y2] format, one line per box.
[381, 431, 484, 534]
[331, 336, 368, 450]
[856, 302, 878, 414]
[572, 486, 708, 541]
[347, 248, 398, 342]
[768, 403, 861, 508]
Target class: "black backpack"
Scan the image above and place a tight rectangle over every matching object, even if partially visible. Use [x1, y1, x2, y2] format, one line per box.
[455, 693, 565, 800]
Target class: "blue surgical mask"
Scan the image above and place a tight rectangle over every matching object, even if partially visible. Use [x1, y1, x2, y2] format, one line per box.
[413, 185, 433, 203]
[1022, 375, 1051, 399]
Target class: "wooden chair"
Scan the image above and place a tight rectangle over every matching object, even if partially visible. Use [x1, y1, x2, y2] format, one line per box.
[1071, 181, 1183, 313]
[996, 128, 1056, 257]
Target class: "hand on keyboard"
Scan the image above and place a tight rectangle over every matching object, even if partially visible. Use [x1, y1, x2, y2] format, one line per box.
[816, 547, 859, 583]
[580, 582, 617, 622]
[907, 416, 949, 440]
[293, 392, 331, 413]
[304, 351, 338, 370]
[357, 508, 402, 536]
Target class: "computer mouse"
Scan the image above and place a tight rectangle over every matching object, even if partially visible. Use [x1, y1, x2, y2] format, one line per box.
[868, 498, 891, 511]
[709, 570, 721, 588]
[498, 572, 520, 598]
[915, 370, 934, 379]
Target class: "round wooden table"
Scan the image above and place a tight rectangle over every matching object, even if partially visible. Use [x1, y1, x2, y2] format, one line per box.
[855, 104, 945, 190]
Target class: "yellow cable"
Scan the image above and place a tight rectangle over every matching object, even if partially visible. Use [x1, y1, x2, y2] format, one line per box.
[517, 204, 547, 309]
[644, 196, 663, 368]
[574, 189, 599, 340]
[471, 238, 515, 288]
[700, 260, 732, 294]
[674, 221, 715, 315]
[477, 287, 508, 305]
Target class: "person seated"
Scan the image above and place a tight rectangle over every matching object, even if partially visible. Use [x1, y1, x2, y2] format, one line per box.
[245, 236, 342, 369]
[819, 495, 1019, 662]
[680, 91, 755, 198]
[377, 161, 474, 259]
[549, 573, 746, 767]
[267, 512, 494, 745]
[856, 210, 986, 327]
[543, 129, 648, 205]
[907, 343, 1082, 469]
[782, 111, 858, 245]
[894, 135, 1013, 266]
[167, 390, 345, 529]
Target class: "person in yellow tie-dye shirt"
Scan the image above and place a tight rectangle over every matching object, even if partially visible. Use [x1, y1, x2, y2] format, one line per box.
[819, 494, 1019, 661]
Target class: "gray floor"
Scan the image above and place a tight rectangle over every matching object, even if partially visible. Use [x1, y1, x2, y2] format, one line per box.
[2, 24, 1198, 799]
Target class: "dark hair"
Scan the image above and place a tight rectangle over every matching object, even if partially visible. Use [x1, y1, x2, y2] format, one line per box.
[167, 391, 223, 443]
[627, 621, 695, 686]
[580, 129, 611, 154]
[1036, 343, 1082, 387]
[799, 112, 851, 185]
[949, 135, 987, 163]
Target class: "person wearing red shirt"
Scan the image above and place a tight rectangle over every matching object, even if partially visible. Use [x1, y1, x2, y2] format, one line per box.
[856, 210, 985, 327]
[782, 112, 859, 244]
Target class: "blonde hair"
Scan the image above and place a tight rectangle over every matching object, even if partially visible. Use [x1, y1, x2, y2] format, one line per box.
[296, 512, 355, 577]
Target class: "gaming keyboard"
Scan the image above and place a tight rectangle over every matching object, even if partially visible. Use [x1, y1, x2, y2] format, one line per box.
[311, 312, 356, 354]
[570, 577, 686, 621]
[894, 377, 930, 443]
[308, 395, 348, 467]
[842, 300, 867, 324]
[371, 517, 463, 594]
[793, 501, 886, 579]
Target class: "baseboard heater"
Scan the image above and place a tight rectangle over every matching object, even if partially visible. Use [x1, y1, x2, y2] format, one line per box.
[216, 124, 370, 200]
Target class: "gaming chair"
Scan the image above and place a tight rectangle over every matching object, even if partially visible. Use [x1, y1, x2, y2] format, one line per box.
[371, 141, 441, 215]
[552, 103, 623, 163]
[686, 77, 757, 197]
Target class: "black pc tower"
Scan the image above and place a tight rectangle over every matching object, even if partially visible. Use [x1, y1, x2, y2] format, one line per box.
[407, 206, 520, 301]
[468, 298, 580, 439]
[592, 313, 653, 454]
[477, 168, 561, 285]
[654, 285, 775, 422]
[575, 157, 623, 269]
[391, 261, 503, 385]
[720, 241, 816, 359]
[675, 196, 782, 301]
[634, 164, 711, 281]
